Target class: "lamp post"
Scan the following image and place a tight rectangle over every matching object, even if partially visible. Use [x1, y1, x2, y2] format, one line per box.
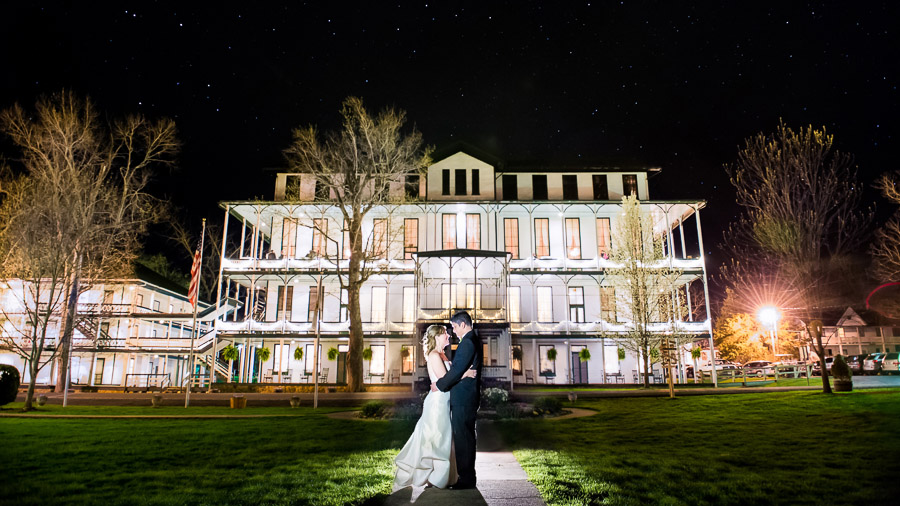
[757, 306, 781, 359]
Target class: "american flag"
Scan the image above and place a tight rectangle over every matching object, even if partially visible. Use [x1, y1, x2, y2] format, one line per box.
[188, 248, 201, 308]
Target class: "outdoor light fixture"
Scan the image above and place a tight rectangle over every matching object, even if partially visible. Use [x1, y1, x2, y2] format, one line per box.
[757, 305, 781, 357]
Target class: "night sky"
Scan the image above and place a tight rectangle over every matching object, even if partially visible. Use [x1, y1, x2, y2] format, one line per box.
[2, 2, 898, 290]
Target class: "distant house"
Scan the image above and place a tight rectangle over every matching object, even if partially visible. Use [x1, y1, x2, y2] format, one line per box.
[809, 307, 900, 359]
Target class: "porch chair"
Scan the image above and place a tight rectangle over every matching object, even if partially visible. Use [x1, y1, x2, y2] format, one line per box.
[390, 369, 401, 384]
[525, 370, 535, 384]
[318, 368, 329, 384]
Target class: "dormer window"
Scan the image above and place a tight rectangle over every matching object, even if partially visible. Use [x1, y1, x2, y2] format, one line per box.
[533, 175, 548, 200]
[472, 169, 480, 195]
[563, 175, 578, 200]
[455, 169, 467, 195]
[623, 175, 638, 197]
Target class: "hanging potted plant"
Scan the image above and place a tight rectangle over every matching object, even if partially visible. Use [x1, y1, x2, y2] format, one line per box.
[690, 346, 702, 382]
[293, 347, 304, 362]
[617, 347, 626, 361]
[327, 347, 339, 361]
[543, 347, 557, 377]
[221, 344, 239, 383]
[578, 348, 591, 362]
[362, 347, 373, 362]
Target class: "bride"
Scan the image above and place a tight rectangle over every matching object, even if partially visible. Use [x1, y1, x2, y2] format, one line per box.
[393, 324, 476, 490]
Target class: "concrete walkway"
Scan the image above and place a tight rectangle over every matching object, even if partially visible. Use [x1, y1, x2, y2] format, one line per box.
[381, 420, 546, 506]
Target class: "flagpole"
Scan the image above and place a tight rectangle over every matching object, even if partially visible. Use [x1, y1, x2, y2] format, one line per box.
[185, 219, 206, 408]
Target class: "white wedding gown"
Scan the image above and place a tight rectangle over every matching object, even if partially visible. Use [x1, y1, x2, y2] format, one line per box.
[393, 355, 457, 490]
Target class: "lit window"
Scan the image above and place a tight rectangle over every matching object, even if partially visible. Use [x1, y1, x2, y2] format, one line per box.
[312, 218, 327, 257]
[597, 218, 611, 259]
[280, 218, 296, 257]
[372, 219, 386, 258]
[537, 286, 553, 322]
[466, 283, 482, 310]
[370, 345, 385, 375]
[403, 287, 416, 322]
[277, 285, 293, 321]
[623, 175, 638, 196]
[535, 218, 550, 257]
[441, 284, 459, 310]
[442, 214, 457, 249]
[565, 218, 581, 259]
[507, 286, 521, 322]
[404, 218, 418, 259]
[371, 287, 386, 322]
[466, 214, 481, 249]
[401, 345, 415, 374]
[539, 345, 556, 376]
[601, 287, 616, 322]
[568, 287, 585, 323]
[504, 218, 519, 258]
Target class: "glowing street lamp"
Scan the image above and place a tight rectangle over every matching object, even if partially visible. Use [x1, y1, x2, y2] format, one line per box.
[757, 306, 781, 358]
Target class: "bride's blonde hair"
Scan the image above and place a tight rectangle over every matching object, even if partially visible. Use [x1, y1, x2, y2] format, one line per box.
[422, 325, 446, 355]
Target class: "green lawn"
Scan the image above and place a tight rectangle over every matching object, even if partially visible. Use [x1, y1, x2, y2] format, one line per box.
[1, 405, 413, 506]
[501, 390, 900, 505]
[2, 390, 899, 505]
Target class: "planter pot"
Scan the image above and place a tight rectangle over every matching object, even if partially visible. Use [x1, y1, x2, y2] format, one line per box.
[834, 379, 853, 392]
[230, 395, 247, 409]
[37, 394, 48, 406]
[151, 394, 163, 407]
[289, 396, 301, 408]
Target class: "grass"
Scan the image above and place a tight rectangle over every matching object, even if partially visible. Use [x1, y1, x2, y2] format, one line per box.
[500, 390, 900, 505]
[1, 405, 413, 506]
[3, 390, 900, 505]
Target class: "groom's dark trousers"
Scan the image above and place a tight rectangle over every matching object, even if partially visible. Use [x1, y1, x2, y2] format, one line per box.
[436, 330, 483, 487]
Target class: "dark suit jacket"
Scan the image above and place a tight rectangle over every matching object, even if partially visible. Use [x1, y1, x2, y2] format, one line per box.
[436, 330, 482, 408]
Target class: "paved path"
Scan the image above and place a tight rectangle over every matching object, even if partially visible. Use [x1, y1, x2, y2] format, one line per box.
[381, 419, 546, 506]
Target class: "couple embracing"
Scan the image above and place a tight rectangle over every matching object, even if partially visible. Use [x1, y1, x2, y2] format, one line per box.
[393, 311, 482, 491]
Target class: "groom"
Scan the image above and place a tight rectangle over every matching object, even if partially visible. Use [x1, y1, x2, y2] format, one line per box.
[435, 311, 483, 489]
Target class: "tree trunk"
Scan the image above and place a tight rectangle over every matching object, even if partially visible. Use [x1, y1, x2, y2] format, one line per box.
[56, 273, 80, 392]
[642, 346, 650, 388]
[23, 358, 38, 411]
[815, 336, 832, 394]
[345, 244, 364, 393]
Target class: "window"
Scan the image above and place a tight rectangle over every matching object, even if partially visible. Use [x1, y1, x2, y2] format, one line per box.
[601, 287, 616, 322]
[304, 344, 320, 374]
[370, 345, 385, 375]
[539, 345, 556, 376]
[455, 169, 467, 195]
[277, 285, 293, 320]
[472, 169, 480, 195]
[401, 345, 415, 374]
[442, 284, 459, 310]
[372, 218, 386, 258]
[532, 175, 548, 200]
[623, 174, 638, 196]
[405, 173, 419, 199]
[442, 169, 450, 195]
[340, 289, 348, 321]
[342, 219, 351, 259]
[314, 180, 329, 201]
[282, 218, 298, 258]
[537, 286, 553, 322]
[466, 214, 481, 249]
[592, 175, 609, 200]
[308, 286, 320, 322]
[568, 287, 585, 322]
[597, 218, 611, 259]
[403, 218, 418, 259]
[504, 218, 519, 258]
[604, 343, 620, 373]
[135, 294, 144, 309]
[402, 287, 417, 322]
[565, 218, 581, 259]
[502, 174, 518, 200]
[371, 287, 386, 322]
[507, 287, 521, 322]
[535, 218, 550, 257]
[312, 218, 327, 257]
[466, 284, 482, 310]
[442, 214, 457, 249]
[562, 175, 578, 200]
[153, 300, 160, 312]
[273, 344, 290, 373]
[511, 344, 523, 375]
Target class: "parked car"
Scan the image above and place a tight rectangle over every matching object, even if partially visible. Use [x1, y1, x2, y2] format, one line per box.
[811, 357, 834, 376]
[743, 360, 774, 377]
[882, 352, 900, 375]
[846, 354, 869, 375]
[863, 353, 885, 375]
[698, 359, 740, 373]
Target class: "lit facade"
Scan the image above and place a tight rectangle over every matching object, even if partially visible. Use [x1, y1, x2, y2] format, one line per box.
[214, 151, 713, 385]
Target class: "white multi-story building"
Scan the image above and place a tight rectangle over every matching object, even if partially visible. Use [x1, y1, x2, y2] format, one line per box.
[0, 267, 218, 390]
[213, 150, 713, 386]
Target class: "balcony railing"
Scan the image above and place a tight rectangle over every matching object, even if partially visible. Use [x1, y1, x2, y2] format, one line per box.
[222, 257, 416, 272]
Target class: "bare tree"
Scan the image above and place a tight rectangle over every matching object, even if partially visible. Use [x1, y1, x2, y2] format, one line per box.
[872, 170, 900, 282]
[284, 97, 429, 392]
[606, 195, 688, 388]
[170, 219, 227, 303]
[0, 91, 177, 408]
[723, 122, 871, 394]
